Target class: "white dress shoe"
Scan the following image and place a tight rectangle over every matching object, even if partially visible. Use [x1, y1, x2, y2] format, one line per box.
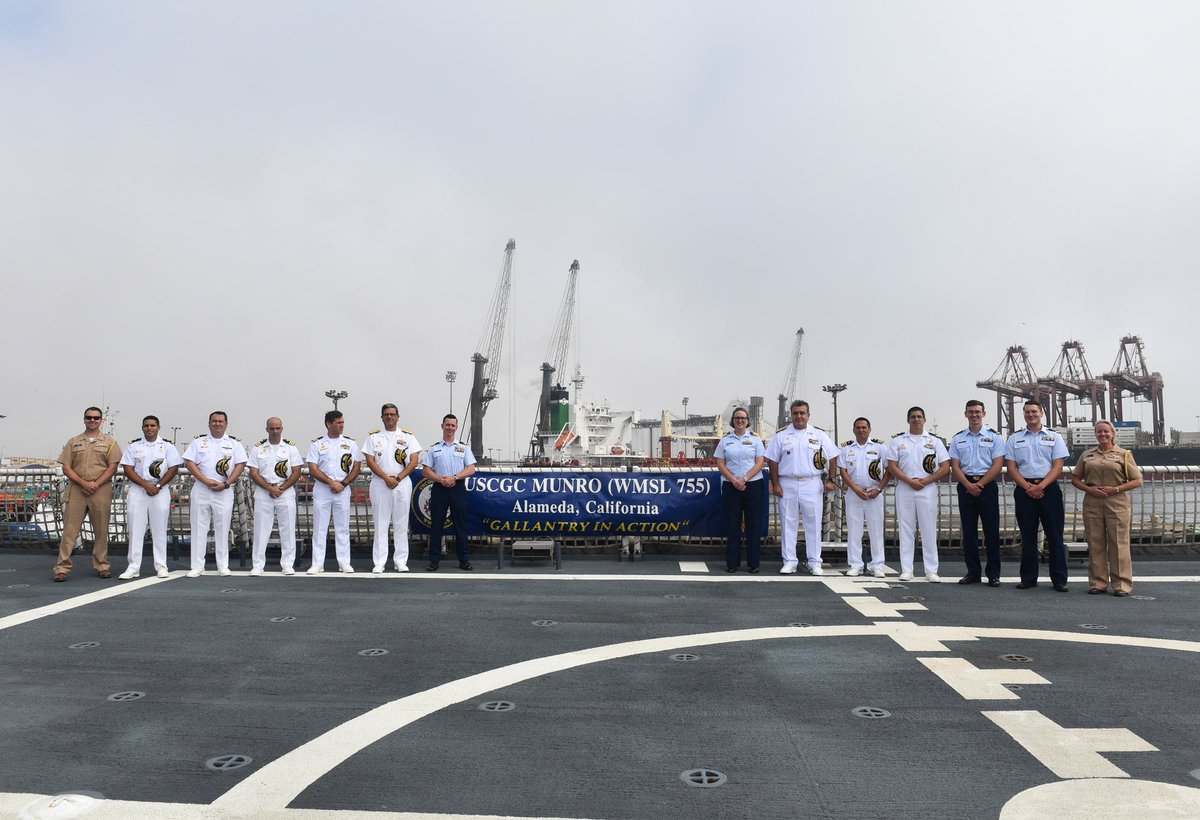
[371, 567, 384, 574]
[118, 569, 139, 580]
[281, 566, 295, 576]
[898, 571, 914, 581]
[926, 572, 942, 583]
[156, 566, 169, 579]
[872, 568, 887, 579]
[307, 566, 324, 575]
[339, 564, 355, 573]
[846, 568, 862, 577]
[780, 565, 799, 574]
[394, 563, 409, 572]
[186, 569, 203, 578]
[218, 568, 233, 577]
[810, 566, 824, 576]
[248, 568, 264, 577]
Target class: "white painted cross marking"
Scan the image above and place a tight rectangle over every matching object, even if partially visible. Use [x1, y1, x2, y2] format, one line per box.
[840, 595, 926, 618]
[918, 657, 1050, 700]
[983, 710, 1157, 778]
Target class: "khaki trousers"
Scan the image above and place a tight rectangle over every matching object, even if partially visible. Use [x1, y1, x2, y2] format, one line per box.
[1083, 494, 1133, 594]
[55, 484, 114, 575]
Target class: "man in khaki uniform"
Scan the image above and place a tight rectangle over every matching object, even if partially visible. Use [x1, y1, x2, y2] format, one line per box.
[54, 406, 123, 581]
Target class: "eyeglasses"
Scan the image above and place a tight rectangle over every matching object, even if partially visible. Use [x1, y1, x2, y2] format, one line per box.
[84, 416, 102, 421]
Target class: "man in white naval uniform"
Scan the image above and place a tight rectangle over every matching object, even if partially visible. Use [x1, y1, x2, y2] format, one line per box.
[838, 417, 892, 578]
[183, 411, 248, 578]
[766, 400, 839, 575]
[118, 415, 182, 579]
[306, 410, 362, 574]
[362, 403, 422, 573]
[247, 417, 304, 576]
[888, 406, 951, 582]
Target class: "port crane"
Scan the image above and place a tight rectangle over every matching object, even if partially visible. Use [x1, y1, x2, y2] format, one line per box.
[777, 329, 804, 429]
[462, 239, 515, 461]
[1039, 340, 1107, 426]
[1103, 334, 1165, 445]
[530, 260, 581, 458]
[976, 346, 1057, 435]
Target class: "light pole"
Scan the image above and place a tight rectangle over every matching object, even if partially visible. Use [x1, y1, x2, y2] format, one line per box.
[682, 397, 689, 459]
[446, 371, 457, 415]
[822, 384, 847, 443]
[324, 389, 348, 411]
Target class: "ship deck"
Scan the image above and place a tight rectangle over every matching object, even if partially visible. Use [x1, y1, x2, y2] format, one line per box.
[3, 550, 1200, 819]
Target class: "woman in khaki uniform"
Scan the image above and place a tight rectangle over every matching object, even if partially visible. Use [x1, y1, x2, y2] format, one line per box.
[1070, 420, 1142, 597]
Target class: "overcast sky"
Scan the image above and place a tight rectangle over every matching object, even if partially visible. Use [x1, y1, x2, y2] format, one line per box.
[2, 1, 1197, 460]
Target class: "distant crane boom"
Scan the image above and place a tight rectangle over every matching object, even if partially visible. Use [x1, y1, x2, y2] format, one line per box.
[531, 260, 581, 458]
[463, 239, 516, 460]
[777, 329, 804, 428]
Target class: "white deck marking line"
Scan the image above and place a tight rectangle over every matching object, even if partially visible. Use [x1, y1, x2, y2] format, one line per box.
[983, 710, 1157, 779]
[1000, 777, 1200, 818]
[212, 625, 883, 813]
[918, 657, 1050, 700]
[0, 574, 178, 632]
[840, 595, 927, 618]
[820, 577, 892, 595]
[0, 791, 598, 820]
[678, 561, 710, 573]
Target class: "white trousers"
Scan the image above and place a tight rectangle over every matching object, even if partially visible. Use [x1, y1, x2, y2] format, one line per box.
[126, 484, 170, 572]
[845, 491, 885, 571]
[370, 476, 412, 570]
[779, 477, 824, 569]
[252, 486, 297, 572]
[896, 482, 939, 574]
[191, 484, 235, 572]
[312, 485, 351, 568]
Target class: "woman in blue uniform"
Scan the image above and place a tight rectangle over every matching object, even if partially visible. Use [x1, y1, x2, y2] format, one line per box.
[714, 407, 767, 573]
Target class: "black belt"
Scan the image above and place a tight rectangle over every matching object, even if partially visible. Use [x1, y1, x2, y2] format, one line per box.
[965, 475, 986, 482]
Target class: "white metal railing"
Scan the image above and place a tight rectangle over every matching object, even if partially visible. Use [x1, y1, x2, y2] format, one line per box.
[2, 465, 1196, 551]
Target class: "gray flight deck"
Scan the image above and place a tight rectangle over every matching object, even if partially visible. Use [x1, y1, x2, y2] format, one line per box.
[3, 550, 1200, 819]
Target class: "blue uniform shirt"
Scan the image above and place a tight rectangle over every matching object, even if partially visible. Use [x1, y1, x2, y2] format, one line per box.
[714, 432, 765, 482]
[1005, 427, 1068, 478]
[949, 427, 1006, 475]
[422, 439, 477, 476]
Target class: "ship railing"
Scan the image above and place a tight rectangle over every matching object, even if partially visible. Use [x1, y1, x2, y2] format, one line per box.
[2, 465, 1197, 553]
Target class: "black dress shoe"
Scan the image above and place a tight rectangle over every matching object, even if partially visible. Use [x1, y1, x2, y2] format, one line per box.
[987, 578, 1001, 587]
[1114, 590, 1130, 597]
[726, 566, 738, 573]
[958, 575, 981, 585]
[459, 561, 473, 571]
[1087, 588, 1106, 595]
[1053, 584, 1069, 592]
[427, 562, 439, 572]
[1016, 582, 1036, 589]
[748, 567, 759, 574]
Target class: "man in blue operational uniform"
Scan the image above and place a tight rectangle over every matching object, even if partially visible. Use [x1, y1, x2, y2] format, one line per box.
[838, 417, 892, 578]
[421, 414, 477, 571]
[765, 400, 839, 575]
[889, 406, 951, 582]
[362, 403, 422, 573]
[1005, 399, 1070, 591]
[118, 415, 183, 579]
[306, 410, 362, 574]
[183, 411, 248, 577]
[247, 417, 304, 576]
[949, 400, 1006, 587]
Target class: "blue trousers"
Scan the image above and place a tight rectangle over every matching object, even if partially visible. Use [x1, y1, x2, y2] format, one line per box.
[428, 483, 470, 563]
[958, 481, 1002, 581]
[722, 480, 766, 569]
[1013, 480, 1067, 586]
